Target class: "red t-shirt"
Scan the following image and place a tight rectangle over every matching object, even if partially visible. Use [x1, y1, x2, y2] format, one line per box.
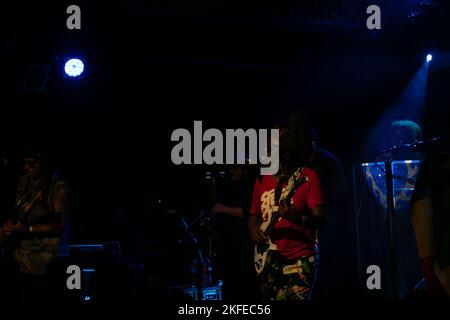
[250, 167, 324, 260]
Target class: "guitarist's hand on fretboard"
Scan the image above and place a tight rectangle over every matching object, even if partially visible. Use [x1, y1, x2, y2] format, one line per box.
[278, 200, 292, 216]
[278, 201, 307, 226]
[1, 220, 26, 237]
[0, 225, 6, 242]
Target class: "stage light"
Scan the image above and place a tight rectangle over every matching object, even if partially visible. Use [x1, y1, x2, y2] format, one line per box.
[64, 58, 84, 77]
[426, 54, 433, 62]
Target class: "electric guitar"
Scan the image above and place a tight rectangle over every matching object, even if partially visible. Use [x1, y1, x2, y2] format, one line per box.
[0, 186, 43, 254]
[254, 174, 308, 276]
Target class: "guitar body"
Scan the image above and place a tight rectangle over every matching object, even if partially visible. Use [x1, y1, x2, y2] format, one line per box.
[0, 227, 22, 259]
[0, 217, 26, 257]
[254, 203, 279, 275]
[0, 187, 43, 257]
[254, 240, 277, 276]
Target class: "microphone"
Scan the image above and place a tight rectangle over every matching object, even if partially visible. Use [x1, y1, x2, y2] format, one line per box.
[376, 135, 447, 155]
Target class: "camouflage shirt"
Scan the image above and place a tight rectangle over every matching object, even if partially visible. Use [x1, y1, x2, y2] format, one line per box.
[13, 173, 69, 274]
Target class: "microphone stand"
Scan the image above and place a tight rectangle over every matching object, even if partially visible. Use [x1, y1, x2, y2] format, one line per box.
[374, 135, 447, 298]
[384, 155, 398, 299]
[178, 168, 225, 300]
[179, 213, 207, 301]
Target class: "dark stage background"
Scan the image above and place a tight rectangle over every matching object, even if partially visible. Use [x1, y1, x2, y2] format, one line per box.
[1, 1, 450, 293]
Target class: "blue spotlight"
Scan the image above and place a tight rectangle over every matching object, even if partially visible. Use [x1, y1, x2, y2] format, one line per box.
[64, 58, 84, 77]
[426, 54, 433, 63]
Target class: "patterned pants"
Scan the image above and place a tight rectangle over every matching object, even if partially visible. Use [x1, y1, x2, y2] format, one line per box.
[261, 252, 317, 301]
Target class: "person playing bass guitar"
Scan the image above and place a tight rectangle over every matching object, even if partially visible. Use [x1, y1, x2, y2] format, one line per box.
[249, 111, 326, 301]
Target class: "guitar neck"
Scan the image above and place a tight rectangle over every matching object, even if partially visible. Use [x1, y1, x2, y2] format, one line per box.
[262, 176, 307, 238]
[263, 212, 280, 237]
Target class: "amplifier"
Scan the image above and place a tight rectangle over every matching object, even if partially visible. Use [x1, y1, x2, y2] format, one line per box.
[69, 242, 122, 257]
[172, 281, 223, 301]
[68, 242, 122, 269]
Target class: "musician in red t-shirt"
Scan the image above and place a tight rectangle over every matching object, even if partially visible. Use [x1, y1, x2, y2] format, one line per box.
[249, 111, 326, 300]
